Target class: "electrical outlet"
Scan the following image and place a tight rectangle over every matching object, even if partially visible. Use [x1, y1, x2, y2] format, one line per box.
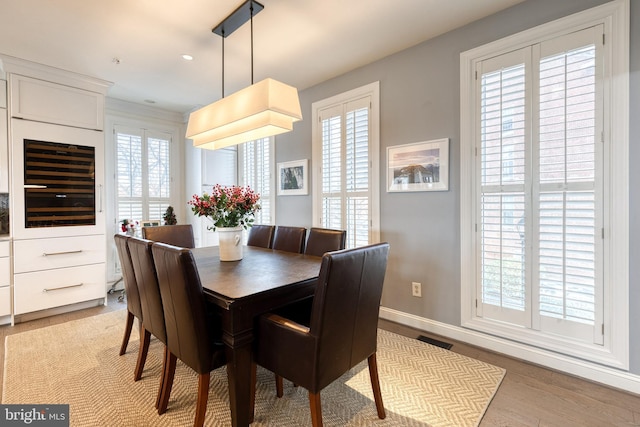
[412, 282, 422, 297]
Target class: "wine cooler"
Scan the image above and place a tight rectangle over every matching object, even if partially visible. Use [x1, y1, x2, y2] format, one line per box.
[11, 119, 104, 239]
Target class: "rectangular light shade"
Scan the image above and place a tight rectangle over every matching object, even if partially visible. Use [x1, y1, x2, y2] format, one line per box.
[186, 77, 302, 150]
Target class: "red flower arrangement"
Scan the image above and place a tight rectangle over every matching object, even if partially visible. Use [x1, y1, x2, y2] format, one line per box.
[121, 219, 138, 234]
[188, 184, 260, 231]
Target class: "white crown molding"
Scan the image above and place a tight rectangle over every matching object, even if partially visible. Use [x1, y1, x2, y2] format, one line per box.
[0, 54, 111, 94]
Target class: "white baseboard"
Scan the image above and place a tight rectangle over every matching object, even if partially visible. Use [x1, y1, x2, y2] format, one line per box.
[14, 298, 105, 324]
[380, 306, 640, 395]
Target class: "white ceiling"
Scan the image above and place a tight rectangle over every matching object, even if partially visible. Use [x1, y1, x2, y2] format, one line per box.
[0, 0, 524, 114]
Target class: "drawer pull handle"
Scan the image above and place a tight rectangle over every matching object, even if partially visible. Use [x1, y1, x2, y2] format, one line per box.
[43, 250, 83, 257]
[43, 283, 84, 292]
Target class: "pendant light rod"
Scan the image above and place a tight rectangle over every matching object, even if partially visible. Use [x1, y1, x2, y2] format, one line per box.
[250, 3, 254, 85]
[212, 0, 263, 96]
[221, 29, 225, 98]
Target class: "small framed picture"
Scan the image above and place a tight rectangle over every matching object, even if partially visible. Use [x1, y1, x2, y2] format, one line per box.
[141, 220, 160, 227]
[277, 159, 308, 196]
[387, 138, 449, 192]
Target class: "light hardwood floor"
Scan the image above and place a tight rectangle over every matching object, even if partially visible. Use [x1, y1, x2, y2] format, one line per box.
[379, 319, 640, 427]
[1, 293, 639, 426]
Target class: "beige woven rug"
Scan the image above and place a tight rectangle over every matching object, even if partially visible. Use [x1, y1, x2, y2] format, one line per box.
[2, 310, 504, 426]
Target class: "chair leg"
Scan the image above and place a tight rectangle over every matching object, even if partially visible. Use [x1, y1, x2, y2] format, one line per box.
[275, 374, 283, 398]
[155, 345, 169, 410]
[158, 352, 177, 415]
[134, 326, 151, 381]
[194, 372, 210, 427]
[309, 391, 323, 427]
[249, 363, 257, 423]
[367, 353, 386, 419]
[119, 311, 135, 355]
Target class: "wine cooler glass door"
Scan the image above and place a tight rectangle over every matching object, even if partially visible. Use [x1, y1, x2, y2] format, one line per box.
[11, 119, 104, 239]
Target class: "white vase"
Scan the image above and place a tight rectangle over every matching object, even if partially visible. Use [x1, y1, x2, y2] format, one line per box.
[217, 226, 243, 261]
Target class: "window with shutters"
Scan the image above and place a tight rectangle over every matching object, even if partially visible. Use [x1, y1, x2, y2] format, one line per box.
[115, 126, 171, 225]
[239, 138, 273, 225]
[312, 82, 380, 247]
[461, 1, 628, 368]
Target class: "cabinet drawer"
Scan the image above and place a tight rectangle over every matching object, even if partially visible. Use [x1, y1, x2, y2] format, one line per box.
[0, 240, 9, 257]
[0, 286, 10, 317]
[14, 235, 105, 273]
[0, 80, 6, 109]
[14, 263, 105, 315]
[0, 257, 9, 287]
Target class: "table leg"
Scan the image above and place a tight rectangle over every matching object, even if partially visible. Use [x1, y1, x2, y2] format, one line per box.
[224, 330, 254, 427]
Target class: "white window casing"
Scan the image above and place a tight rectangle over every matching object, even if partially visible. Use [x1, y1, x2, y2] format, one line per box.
[460, 0, 629, 369]
[311, 82, 380, 247]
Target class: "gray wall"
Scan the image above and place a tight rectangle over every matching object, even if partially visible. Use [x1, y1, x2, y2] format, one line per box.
[275, 0, 640, 372]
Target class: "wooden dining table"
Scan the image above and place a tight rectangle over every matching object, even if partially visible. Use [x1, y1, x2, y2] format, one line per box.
[191, 245, 323, 427]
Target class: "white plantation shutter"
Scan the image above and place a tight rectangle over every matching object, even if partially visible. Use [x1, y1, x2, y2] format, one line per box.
[116, 131, 143, 221]
[345, 101, 370, 248]
[241, 138, 272, 224]
[475, 26, 603, 344]
[115, 126, 171, 225]
[478, 48, 530, 326]
[319, 96, 371, 248]
[533, 27, 602, 342]
[321, 106, 343, 231]
[147, 134, 171, 220]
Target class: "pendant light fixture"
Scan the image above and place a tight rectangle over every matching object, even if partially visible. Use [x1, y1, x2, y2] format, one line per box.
[186, 0, 302, 150]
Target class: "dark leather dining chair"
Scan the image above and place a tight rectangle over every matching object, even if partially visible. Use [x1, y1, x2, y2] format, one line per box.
[246, 224, 275, 248]
[304, 227, 346, 257]
[151, 242, 227, 427]
[272, 226, 306, 253]
[127, 237, 169, 412]
[142, 224, 195, 248]
[252, 242, 390, 427]
[114, 234, 143, 358]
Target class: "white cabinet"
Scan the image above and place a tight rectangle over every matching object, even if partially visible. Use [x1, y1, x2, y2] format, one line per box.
[1, 59, 110, 320]
[0, 240, 11, 318]
[13, 235, 105, 273]
[0, 80, 6, 108]
[9, 75, 104, 130]
[14, 264, 105, 315]
[13, 235, 105, 315]
[0, 79, 7, 193]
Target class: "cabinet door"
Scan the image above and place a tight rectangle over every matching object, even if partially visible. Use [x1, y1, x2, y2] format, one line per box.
[10, 75, 104, 130]
[0, 107, 7, 193]
[0, 79, 7, 192]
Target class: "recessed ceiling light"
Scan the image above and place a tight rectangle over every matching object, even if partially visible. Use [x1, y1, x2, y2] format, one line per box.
[182, 54, 194, 61]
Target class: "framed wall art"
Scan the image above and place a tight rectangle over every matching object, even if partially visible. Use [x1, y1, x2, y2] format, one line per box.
[387, 138, 449, 192]
[277, 159, 308, 196]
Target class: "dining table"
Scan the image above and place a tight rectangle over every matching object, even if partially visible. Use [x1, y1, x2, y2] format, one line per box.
[191, 245, 323, 427]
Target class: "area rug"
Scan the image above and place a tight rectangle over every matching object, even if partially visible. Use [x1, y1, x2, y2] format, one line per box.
[2, 310, 505, 426]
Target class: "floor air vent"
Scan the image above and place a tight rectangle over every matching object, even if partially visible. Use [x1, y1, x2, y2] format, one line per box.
[417, 335, 453, 350]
